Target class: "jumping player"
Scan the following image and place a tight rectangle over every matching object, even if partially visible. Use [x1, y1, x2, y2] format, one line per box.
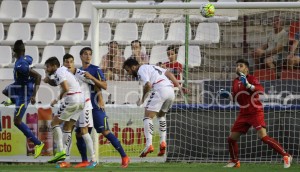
[122, 58, 180, 157]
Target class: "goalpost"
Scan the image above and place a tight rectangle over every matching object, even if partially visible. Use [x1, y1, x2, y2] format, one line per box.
[90, 2, 300, 163]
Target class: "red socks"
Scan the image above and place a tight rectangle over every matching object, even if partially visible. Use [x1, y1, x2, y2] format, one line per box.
[261, 136, 289, 157]
[228, 137, 239, 162]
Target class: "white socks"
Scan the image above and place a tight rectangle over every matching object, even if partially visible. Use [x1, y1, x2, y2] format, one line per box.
[82, 133, 96, 162]
[143, 117, 153, 147]
[158, 117, 166, 143]
[63, 131, 72, 158]
[52, 126, 63, 152]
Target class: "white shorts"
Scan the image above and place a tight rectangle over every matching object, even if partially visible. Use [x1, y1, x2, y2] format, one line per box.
[145, 86, 175, 112]
[56, 101, 84, 121]
[76, 107, 94, 128]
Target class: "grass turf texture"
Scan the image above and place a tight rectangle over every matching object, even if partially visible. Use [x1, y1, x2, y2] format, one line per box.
[0, 163, 299, 172]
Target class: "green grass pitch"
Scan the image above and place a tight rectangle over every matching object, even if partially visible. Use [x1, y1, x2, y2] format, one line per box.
[0, 163, 299, 172]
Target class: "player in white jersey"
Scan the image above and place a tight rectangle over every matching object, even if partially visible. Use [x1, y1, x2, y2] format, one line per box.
[123, 58, 180, 157]
[61, 53, 96, 167]
[44, 56, 84, 165]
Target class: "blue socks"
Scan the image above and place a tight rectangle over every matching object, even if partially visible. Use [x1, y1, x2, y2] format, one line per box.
[105, 132, 126, 157]
[76, 136, 88, 162]
[16, 122, 41, 145]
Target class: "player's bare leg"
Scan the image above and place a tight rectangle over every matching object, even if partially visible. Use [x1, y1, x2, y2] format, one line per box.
[224, 132, 241, 168]
[140, 110, 156, 158]
[157, 110, 167, 156]
[257, 128, 292, 168]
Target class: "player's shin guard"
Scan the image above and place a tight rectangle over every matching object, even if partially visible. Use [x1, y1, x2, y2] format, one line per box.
[76, 136, 88, 162]
[53, 125, 64, 152]
[16, 122, 41, 145]
[82, 133, 96, 161]
[63, 130, 72, 159]
[144, 117, 154, 147]
[228, 137, 239, 162]
[157, 117, 166, 143]
[261, 136, 289, 156]
[105, 132, 126, 157]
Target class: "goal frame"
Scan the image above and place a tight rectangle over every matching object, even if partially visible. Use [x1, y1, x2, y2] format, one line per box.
[90, 1, 300, 163]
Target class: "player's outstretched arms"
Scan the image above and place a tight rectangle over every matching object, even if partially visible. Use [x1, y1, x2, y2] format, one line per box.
[165, 70, 180, 88]
[29, 69, 41, 104]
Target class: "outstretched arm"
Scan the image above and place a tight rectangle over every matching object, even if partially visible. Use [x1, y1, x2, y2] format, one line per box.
[165, 70, 180, 87]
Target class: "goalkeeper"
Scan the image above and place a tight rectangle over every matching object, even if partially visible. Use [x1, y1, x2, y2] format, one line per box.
[219, 59, 292, 168]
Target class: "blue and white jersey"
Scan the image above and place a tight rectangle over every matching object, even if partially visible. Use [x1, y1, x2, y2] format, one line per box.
[74, 68, 94, 110]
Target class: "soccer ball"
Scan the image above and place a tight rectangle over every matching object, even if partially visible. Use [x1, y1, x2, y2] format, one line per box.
[200, 3, 215, 18]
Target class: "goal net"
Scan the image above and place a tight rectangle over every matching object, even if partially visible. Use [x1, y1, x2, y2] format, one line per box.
[91, 1, 300, 163]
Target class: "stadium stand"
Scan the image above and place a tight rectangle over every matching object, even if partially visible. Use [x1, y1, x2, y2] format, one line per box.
[0, 46, 12, 68]
[140, 23, 165, 45]
[253, 69, 277, 81]
[161, 23, 191, 45]
[36, 46, 65, 68]
[1, 23, 31, 45]
[156, 8, 184, 22]
[0, 0, 22, 23]
[0, 23, 3, 42]
[126, 5, 157, 23]
[73, 1, 102, 23]
[54, 23, 84, 46]
[177, 45, 202, 68]
[123, 45, 147, 59]
[281, 69, 300, 80]
[0, 68, 14, 80]
[46, 0, 76, 23]
[100, 1, 129, 22]
[25, 46, 39, 68]
[149, 45, 168, 65]
[190, 23, 220, 45]
[26, 23, 57, 46]
[81, 23, 111, 45]
[113, 23, 138, 45]
[19, 1, 49, 23]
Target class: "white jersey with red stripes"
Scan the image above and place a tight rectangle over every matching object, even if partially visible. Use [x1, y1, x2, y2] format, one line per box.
[54, 66, 83, 103]
[137, 64, 173, 90]
[74, 68, 93, 110]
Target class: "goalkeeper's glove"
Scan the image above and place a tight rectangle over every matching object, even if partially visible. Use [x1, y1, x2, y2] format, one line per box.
[217, 89, 230, 98]
[239, 72, 254, 90]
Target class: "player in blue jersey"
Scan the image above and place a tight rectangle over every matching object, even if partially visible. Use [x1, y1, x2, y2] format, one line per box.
[73, 47, 129, 168]
[2, 40, 44, 158]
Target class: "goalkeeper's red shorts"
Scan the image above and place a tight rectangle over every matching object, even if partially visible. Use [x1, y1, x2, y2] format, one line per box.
[231, 112, 266, 134]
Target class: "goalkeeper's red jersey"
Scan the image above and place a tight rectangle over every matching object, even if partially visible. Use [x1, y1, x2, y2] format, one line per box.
[232, 74, 264, 115]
